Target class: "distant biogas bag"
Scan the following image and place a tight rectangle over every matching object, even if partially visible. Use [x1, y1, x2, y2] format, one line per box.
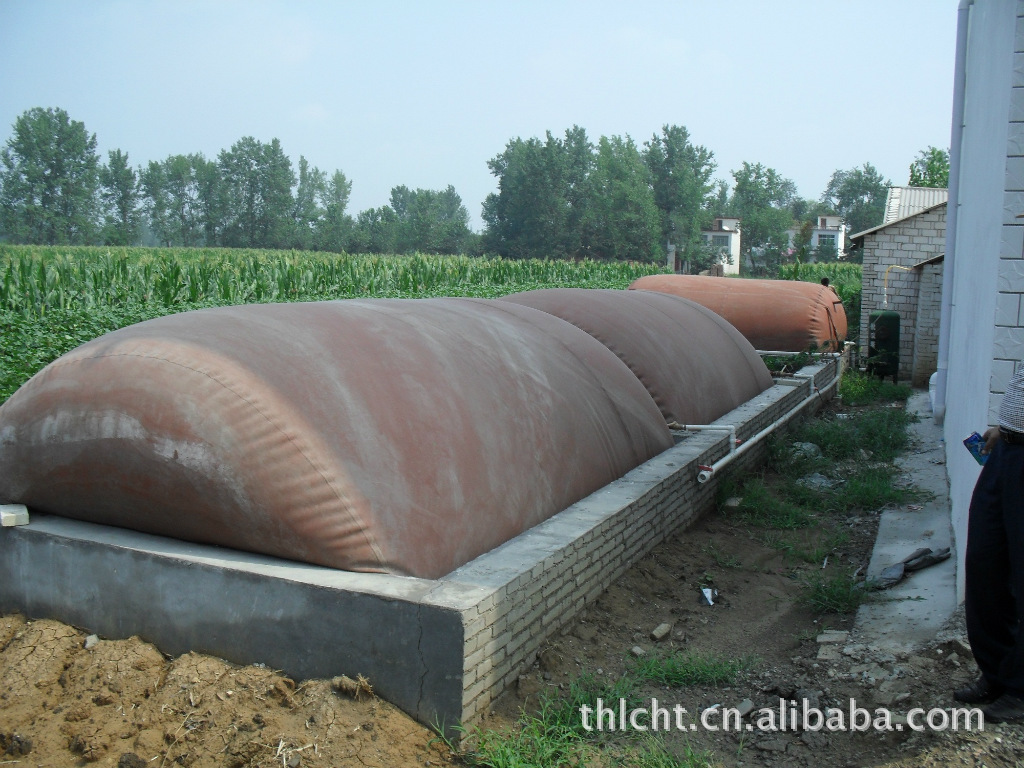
[628, 274, 848, 353]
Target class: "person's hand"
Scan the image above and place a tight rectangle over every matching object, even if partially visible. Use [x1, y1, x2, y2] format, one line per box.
[982, 426, 1001, 455]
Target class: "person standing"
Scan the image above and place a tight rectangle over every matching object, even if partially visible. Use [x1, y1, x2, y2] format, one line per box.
[957, 364, 1024, 722]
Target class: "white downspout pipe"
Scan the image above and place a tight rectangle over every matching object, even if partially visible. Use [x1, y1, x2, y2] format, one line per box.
[934, 0, 972, 426]
[756, 351, 843, 358]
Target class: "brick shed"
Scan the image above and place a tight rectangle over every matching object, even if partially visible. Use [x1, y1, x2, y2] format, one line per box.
[851, 198, 947, 386]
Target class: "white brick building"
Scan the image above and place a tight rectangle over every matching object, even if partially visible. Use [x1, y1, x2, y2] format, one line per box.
[934, 0, 1024, 599]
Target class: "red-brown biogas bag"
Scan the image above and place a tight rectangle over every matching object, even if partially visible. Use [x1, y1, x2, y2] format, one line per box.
[499, 288, 773, 425]
[0, 299, 672, 579]
[629, 275, 847, 352]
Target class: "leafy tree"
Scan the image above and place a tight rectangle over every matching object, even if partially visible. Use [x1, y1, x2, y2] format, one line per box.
[582, 135, 661, 261]
[317, 170, 353, 252]
[728, 162, 796, 274]
[291, 156, 326, 250]
[821, 163, 890, 237]
[193, 155, 224, 246]
[388, 184, 472, 254]
[0, 107, 100, 244]
[558, 125, 594, 258]
[219, 137, 295, 249]
[99, 149, 141, 245]
[908, 146, 950, 188]
[140, 153, 220, 247]
[482, 128, 594, 260]
[789, 197, 832, 224]
[352, 205, 398, 253]
[643, 124, 716, 258]
[139, 161, 171, 246]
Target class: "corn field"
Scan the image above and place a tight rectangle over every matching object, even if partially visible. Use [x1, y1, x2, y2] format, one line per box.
[1, 246, 862, 405]
[0, 246, 666, 317]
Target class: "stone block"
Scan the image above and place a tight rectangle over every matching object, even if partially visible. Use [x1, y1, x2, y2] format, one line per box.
[997, 292, 1022, 326]
[0, 505, 29, 527]
[1004, 190, 1024, 223]
[999, 259, 1024, 292]
[1002, 224, 1024, 259]
[1008, 121, 1024, 157]
[1008, 155, 1024, 192]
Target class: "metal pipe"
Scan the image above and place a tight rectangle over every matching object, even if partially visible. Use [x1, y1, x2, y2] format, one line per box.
[756, 351, 842, 358]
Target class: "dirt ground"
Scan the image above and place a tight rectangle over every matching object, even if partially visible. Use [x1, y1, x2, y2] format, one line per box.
[1, 415, 1021, 767]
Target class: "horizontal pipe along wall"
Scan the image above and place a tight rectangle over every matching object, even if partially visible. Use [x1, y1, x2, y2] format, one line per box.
[0, 358, 837, 739]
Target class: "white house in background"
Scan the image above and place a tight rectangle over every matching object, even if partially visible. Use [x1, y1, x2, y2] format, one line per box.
[934, 0, 1023, 600]
[700, 217, 741, 275]
[785, 215, 847, 259]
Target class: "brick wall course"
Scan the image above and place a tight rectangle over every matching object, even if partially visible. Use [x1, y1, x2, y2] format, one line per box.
[444, 360, 838, 734]
[859, 205, 946, 382]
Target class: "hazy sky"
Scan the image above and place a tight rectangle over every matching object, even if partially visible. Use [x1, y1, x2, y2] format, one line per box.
[0, 1, 957, 231]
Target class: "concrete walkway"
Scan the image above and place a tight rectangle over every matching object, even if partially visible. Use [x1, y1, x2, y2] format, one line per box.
[854, 390, 960, 651]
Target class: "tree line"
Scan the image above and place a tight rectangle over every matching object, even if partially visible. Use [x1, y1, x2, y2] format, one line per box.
[0, 107, 950, 271]
[0, 107, 476, 256]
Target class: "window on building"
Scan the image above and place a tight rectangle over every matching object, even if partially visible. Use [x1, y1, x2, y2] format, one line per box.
[712, 235, 729, 248]
[817, 234, 836, 248]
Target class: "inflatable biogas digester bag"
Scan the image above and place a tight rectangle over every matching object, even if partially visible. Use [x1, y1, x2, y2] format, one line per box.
[630, 275, 848, 353]
[0, 291, 775, 578]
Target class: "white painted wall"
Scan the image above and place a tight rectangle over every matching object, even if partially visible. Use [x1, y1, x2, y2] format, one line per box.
[943, 0, 1019, 600]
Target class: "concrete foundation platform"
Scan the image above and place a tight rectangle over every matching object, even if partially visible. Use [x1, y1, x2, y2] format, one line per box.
[0, 359, 838, 738]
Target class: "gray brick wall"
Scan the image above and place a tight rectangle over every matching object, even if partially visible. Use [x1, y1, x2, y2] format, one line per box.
[859, 206, 947, 382]
[453, 359, 840, 729]
[912, 263, 943, 387]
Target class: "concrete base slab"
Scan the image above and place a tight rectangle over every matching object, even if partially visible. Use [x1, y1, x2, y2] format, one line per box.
[856, 391, 958, 651]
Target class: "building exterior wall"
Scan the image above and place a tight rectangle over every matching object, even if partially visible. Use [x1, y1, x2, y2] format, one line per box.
[942, 0, 1020, 600]
[859, 206, 947, 382]
[701, 218, 741, 275]
[912, 262, 943, 387]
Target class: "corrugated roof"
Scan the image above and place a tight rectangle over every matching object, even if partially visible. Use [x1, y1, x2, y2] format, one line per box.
[851, 200, 948, 241]
[884, 186, 948, 224]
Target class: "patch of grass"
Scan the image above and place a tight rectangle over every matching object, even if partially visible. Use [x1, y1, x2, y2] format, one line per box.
[724, 479, 816, 529]
[464, 707, 596, 767]
[701, 544, 740, 569]
[805, 530, 850, 565]
[619, 737, 716, 768]
[759, 531, 797, 557]
[786, 407, 917, 464]
[760, 350, 814, 374]
[801, 570, 867, 614]
[453, 673, 642, 767]
[541, 673, 641, 741]
[839, 368, 912, 406]
[839, 467, 926, 511]
[780, 466, 925, 515]
[631, 650, 755, 688]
